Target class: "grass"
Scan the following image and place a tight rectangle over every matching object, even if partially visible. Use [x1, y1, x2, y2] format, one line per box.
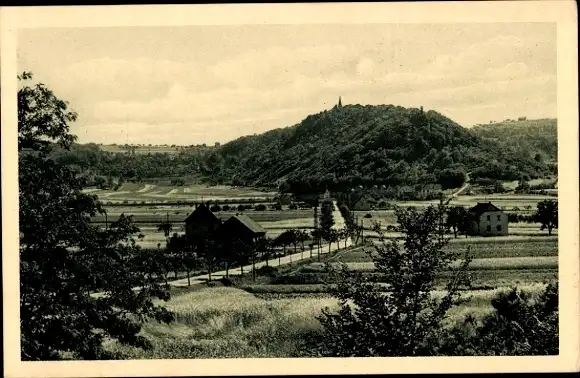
[103, 282, 552, 359]
[105, 287, 335, 358]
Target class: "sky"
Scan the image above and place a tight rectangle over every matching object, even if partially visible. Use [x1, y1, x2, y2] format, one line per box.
[17, 23, 557, 146]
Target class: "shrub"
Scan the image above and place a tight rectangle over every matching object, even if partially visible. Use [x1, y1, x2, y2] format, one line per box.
[254, 204, 267, 211]
[210, 204, 222, 212]
[288, 203, 298, 210]
[222, 205, 230, 211]
[254, 265, 279, 278]
[441, 282, 558, 356]
[314, 203, 472, 357]
[364, 213, 372, 219]
[219, 277, 237, 287]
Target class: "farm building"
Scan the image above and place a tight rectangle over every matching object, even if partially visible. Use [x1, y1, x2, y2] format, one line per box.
[220, 214, 267, 244]
[469, 202, 509, 236]
[184, 203, 266, 243]
[184, 203, 222, 238]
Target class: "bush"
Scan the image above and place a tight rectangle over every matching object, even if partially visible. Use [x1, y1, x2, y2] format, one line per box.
[441, 282, 558, 356]
[210, 204, 222, 212]
[222, 205, 230, 211]
[254, 265, 280, 278]
[254, 204, 267, 211]
[271, 273, 325, 285]
[219, 277, 237, 287]
[364, 213, 373, 219]
[288, 203, 298, 210]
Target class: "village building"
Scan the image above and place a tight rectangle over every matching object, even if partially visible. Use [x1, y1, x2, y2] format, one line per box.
[184, 203, 221, 238]
[469, 202, 509, 236]
[184, 203, 266, 244]
[220, 214, 267, 244]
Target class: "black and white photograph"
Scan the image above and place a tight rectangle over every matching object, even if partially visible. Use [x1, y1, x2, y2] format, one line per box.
[2, 2, 578, 377]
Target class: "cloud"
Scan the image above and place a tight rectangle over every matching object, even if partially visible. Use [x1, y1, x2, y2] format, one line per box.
[52, 30, 556, 144]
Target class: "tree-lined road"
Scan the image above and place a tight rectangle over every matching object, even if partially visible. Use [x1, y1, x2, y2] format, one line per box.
[93, 201, 352, 292]
[170, 200, 350, 286]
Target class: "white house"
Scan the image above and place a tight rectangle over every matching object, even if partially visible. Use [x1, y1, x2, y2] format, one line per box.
[469, 202, 509, 236]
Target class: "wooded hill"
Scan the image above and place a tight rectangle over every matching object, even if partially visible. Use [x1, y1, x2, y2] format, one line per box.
[57, 105, 555, 194]
[472, 118, 557, 163]
[212, 105, 553, 194]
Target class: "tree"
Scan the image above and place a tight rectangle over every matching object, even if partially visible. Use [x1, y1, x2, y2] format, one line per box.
[232, 237, 252, 276]
[167, 233, 197, 286]
[319, 199, 335, 249]
[188, 227, 221, 282]
[156, 219, 174, 280]
[18, 72, 173, 360]
[438, 168, 467, 190]
[314, 201, 472, 357]
[535, 200, 558, 235]
[257, 237, 274, 266]
[275, 231, 292, 257]
[326, 228, 339, 253]
[311, 228, 323, 261]
[286, 229, 300, 255]
[296, 230, 309, 254]
[445, 206, 468, 238]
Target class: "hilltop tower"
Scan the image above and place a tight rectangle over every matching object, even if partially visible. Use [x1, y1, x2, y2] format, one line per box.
[338, 96, 343, 108]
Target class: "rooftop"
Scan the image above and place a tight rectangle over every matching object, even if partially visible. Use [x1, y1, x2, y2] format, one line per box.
[226, 214, 266, 235]
[469, 202, 502, 216]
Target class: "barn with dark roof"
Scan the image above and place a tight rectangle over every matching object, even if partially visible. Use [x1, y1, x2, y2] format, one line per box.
[184, 203, 222, 239]
[184, 204, 266, 244]
[220, 214, 267, 243]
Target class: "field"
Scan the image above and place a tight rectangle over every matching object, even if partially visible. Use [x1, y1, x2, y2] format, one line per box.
[86, 183, 306, 247]
[100, 144, 190, 155]
[103, 228, 556, 359]
[87, 184, 558, 249]
[85, 182, 278, 204]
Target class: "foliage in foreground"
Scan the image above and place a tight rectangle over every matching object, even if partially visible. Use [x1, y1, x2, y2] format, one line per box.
[441, 282, 558, 355]
[19, 72, 174, 360]
[314, 202, 473, 356]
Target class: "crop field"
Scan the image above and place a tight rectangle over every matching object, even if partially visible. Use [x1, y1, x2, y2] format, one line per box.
[313, 256, 557, 272]
[333, 238, 557, 262]
[84, 182, 277, 204]
[379, 193, 556, 212]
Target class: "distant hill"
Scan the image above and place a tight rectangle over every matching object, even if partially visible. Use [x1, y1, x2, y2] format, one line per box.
[56, 106, 555, 194]
[213, 104, 552, 194]
[471, 119, 557, 162]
